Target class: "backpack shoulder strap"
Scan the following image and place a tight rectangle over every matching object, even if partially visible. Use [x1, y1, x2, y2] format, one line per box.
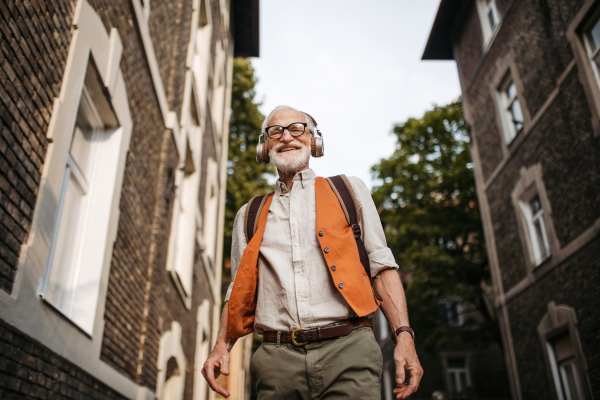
[326, 175, 382, 301]
[325, 174, 360, 231]
[244, 193, 270, 243]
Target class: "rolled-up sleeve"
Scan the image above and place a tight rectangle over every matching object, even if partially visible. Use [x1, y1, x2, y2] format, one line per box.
[224, 203, 248, 302]
[348, 177, 399, 276]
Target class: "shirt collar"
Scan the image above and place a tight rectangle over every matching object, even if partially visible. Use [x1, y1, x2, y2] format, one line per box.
[275, 168, 317, 195]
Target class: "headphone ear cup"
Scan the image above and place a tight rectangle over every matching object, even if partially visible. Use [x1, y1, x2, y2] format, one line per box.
[311, 136, 324, 158]
[256, 142, 270, 164]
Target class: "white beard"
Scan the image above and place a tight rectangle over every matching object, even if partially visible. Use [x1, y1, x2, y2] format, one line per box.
[269, 140, 310, 173]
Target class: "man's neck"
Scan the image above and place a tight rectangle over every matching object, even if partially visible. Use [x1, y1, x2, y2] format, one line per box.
[277, 165, 309, 190]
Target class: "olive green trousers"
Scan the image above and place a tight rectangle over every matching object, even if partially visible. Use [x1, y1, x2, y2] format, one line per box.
[251, 327, 383, 400]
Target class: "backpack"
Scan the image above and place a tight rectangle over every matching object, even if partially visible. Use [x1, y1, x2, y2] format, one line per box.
[244, 174, 383, 301]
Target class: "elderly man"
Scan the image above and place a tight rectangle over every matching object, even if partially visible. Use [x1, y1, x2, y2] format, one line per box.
[202, 106, 422, 399]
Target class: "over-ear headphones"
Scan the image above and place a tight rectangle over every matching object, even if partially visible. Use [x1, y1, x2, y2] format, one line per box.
[256, 113, 324, 164]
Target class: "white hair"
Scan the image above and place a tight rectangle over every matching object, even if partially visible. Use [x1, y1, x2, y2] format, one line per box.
[261, 105, 317, 137]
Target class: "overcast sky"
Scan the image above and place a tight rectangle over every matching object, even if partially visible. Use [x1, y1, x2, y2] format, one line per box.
[251, 0, 461, 189]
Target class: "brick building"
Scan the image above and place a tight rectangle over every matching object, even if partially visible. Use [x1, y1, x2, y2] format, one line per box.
[0, 0, 258, 399]
[423, 0, 600, 399]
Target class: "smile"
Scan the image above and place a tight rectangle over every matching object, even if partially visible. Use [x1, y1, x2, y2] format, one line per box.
[279, 147, 300, 152]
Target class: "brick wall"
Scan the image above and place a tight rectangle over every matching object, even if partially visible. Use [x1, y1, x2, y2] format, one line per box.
[0, 0, 74, 294]
[0, 319, 128, 400]
[95, 1, 222, 394]
[453, 0, 600, 397]
[460, 0, 594, 181]
[485, 65, 600, 292]
[148, 0, 193, 119]
[0, 0, 232, 397]
[506, 236, 600, 399]
[454, 6, 482, 87]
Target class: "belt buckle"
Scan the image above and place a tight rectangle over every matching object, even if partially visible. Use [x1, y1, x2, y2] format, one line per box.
[291, 328, 308, 346]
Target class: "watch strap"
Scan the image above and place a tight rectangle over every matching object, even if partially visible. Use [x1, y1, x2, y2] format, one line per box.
[391, 326, 414, 344]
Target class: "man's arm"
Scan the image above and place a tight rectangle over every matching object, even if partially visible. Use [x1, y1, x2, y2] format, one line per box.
[201, 304, 237, 398]
[374, 268, 423, 400]
[202, 205, 248, 397]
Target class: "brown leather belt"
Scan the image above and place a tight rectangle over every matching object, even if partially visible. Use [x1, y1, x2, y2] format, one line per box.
[263, 317, 373, 346]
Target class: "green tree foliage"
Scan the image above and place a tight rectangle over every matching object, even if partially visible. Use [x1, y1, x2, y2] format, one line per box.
[371, 99, 498, 351]
[223, 59, 275, 288]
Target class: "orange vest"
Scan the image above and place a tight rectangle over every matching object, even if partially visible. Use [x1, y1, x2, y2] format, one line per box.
[226, 177, 381, 339]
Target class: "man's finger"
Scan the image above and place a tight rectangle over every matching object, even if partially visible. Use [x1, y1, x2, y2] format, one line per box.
[397, 364, 423, 399]
[394, 356, 406, 386]
[220, 363, 230, 376]
[205, 361, 226, 395]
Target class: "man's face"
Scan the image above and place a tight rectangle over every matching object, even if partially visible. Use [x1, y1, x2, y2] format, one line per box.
[267, 109, 311, 173]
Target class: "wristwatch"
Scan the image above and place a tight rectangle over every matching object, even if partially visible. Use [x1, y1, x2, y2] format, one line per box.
[391, 326, 414, 344]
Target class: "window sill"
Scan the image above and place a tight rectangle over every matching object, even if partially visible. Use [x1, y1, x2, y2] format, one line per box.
[39, 293, 93, 338]
[533, 253, 552, 269]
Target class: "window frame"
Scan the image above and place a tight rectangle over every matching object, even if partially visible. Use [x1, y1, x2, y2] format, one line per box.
[499, 77, 525, 143]
[440, 299, 464, 327]
[441, 352, 472, 398]
[518, 193, 551, 266]
[166, 141, 200, 308]
[538, 302, 593, 400]
[40, 82, 106, 335]
[511, 164, 558, 271]
[490, 52, 532, 154]
[156, 322, 187, 400]
[567, 0, 600, 137]
[476, 0, 501, 47]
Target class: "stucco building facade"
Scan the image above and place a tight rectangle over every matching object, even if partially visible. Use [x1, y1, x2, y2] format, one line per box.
[0, 0, 258, 399]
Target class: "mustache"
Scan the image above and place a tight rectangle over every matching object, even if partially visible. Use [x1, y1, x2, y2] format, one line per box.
[272, 140, 306, 152]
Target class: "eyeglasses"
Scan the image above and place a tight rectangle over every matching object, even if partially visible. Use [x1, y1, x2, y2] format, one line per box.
[264, 122, 308, 139]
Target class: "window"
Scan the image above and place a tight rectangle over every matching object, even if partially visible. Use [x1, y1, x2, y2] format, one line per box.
[519, 195, 550, 265]
[43, 84, 102, 329]
[538, 302, 592, 400]
[444, 355, 471, 397]
[440, 300, 463, 327]
[166, 143, 200, 306]
[549, 333, 584, 400]
[157, 322, 186, 400]
[583, 14, 600, 90]
[203, 158, 219, 270]
[39, 60, 123, 335]
[490, 53, 531, 149]
[191, 0, 213, 117]
[476, 0, 500, 45]
[499, 77, 524, 143]
[511, 164, 558, 270]
[567, 3, 600, 137]
[212, 42, 227, 136]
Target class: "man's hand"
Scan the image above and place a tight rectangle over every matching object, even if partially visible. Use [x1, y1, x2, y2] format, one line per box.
[392, 333, 423, 399]
[201, 345, 231, 397]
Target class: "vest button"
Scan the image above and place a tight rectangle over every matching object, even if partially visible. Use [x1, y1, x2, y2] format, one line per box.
[331, 265, 336, 271]
[338, 283, 344, 289]
[319, 231, 324, 236]
[324, 247, 329, 253]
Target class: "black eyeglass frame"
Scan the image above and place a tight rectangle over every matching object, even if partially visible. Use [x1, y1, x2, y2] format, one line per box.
[264, 122, 311, 139]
